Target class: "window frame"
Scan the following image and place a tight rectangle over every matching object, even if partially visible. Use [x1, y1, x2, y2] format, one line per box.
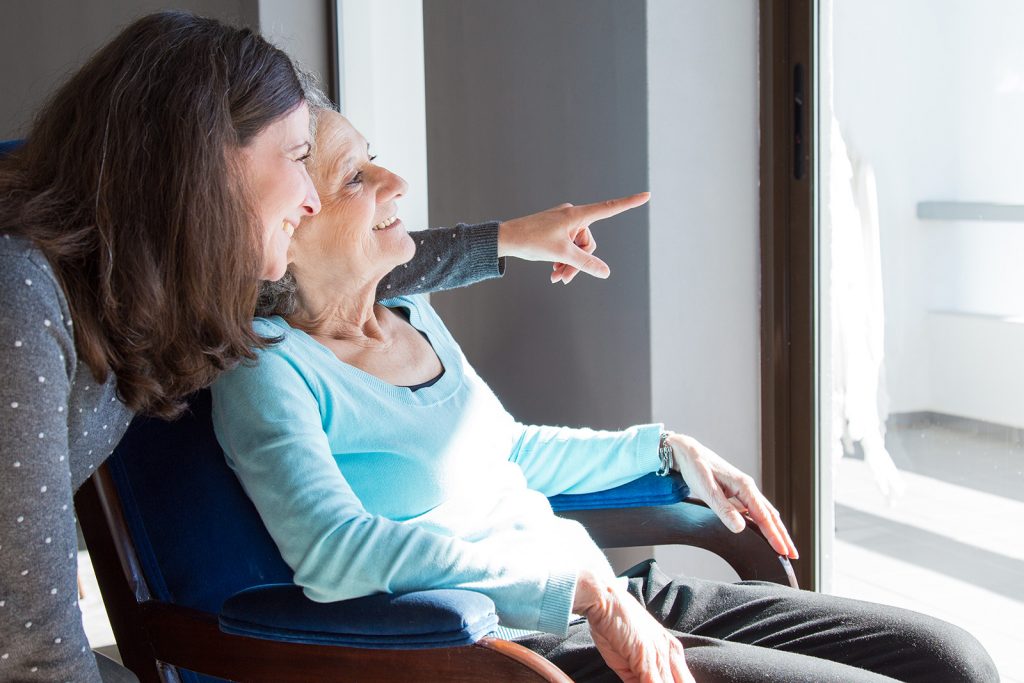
[759, 0, 818, 591]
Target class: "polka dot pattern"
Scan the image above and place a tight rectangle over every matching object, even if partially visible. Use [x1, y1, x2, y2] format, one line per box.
[2, 240, 137, 678]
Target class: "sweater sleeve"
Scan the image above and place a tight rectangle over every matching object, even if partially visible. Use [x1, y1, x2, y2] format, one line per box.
[375, 222, 505, 299]
[210, 344, 577, 635]
[0, 251, 101, 682]
[508, 423, 664, 497]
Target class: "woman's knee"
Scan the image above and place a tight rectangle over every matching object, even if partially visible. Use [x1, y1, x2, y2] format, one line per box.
[900, 615, 998, 683]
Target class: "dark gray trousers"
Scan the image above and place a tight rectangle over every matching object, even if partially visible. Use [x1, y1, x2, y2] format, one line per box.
[516, 560, 999, 683]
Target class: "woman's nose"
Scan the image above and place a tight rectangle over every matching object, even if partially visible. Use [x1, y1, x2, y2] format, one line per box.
[301, 170, 321, 216]
[380, 169, 408, 202]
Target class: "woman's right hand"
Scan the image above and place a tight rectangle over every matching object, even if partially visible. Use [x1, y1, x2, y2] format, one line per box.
[497, 192, 650, 284]
[573, 569, 696, 683]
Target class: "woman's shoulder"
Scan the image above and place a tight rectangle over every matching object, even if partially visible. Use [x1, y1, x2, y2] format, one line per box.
[213, 316, 322, 408]
[0, 234, 59, 287]
[225, 315, 316, 382]
[245, 315, 307, 364]
[0, 234, 72, 327]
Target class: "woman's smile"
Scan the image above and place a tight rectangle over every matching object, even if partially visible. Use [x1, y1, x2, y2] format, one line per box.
[372, 216, 401, 231]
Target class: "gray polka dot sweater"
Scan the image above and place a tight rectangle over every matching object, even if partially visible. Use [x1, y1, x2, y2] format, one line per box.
[0, 223, 501, 682]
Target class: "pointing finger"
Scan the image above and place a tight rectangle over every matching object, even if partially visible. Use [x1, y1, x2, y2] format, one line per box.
[575, 191, 650, 223]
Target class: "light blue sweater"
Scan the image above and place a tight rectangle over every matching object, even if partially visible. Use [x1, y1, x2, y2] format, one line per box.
[211, 295, 662, 635]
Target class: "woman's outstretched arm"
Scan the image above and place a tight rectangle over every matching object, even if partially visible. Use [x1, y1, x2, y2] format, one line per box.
[376, 191, 651, 298]
[509, 423, 663, 496]
[376, 222, 503, 299]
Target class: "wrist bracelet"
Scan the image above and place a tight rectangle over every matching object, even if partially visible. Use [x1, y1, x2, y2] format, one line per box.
[656, 432, 674, 477]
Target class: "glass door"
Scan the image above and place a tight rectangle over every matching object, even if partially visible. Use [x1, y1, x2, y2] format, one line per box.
[817, 2, 1024, 680]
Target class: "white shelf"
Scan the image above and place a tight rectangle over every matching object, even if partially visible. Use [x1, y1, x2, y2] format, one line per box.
[917, 201, 1024, 223]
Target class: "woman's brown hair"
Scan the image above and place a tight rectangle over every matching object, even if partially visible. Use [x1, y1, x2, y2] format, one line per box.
[0, 10, 305, 418]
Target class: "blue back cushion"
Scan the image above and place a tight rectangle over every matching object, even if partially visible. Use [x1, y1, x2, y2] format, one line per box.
[107, 389, 294, 612]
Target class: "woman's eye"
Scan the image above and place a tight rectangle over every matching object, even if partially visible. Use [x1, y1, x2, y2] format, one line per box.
[347, 171, 364, 186]
[296, 153, 311, 165]
[369, 154, 378, 163]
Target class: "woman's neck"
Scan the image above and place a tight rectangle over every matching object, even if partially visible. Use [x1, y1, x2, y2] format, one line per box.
[285, 268, 388, 343]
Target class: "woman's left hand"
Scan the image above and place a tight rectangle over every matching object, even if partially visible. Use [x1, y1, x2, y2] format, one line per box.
[666, 432, 799, 560]
[497, 192, 650, 284]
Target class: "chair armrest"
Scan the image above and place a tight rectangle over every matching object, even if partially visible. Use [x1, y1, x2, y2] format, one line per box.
[220, 584, 499, 649]
[547, 472, 690, 511]
[558, 499, 798, 588]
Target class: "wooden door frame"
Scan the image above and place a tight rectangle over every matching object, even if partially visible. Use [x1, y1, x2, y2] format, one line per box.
[759, 0, 818, 591]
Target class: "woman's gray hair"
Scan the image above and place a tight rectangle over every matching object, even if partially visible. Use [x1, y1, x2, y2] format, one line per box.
[256, 67, 334, 319]
[256, 270, 298, 317]
[298, 66, 337, 128]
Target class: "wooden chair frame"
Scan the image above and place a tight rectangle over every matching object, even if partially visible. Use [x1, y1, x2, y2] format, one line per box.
[76, 464, 796, 683]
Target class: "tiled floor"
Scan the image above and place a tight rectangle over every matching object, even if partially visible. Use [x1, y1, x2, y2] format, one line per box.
[832, 420, 1024, 682]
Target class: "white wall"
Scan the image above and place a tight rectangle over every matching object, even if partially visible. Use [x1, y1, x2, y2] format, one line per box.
[929, 313, 1024, 428]
[646, 0, 760, 581]
[332, 0, 429, 234]
[833, 0, 1024, 420]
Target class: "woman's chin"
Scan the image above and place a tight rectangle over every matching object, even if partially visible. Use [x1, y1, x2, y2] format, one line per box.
[369, 222, 414, 271]
[260, 257, 288, 282]
[383, 221, 415, 256]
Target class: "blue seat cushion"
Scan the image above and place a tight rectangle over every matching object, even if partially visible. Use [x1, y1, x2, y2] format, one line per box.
[220, 584, 498, 649]
[547, 472, 690, 512]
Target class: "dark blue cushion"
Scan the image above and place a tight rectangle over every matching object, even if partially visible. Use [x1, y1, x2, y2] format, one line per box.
[220, 585, 498, 649]
[0, 139, 24, 157]
[108, 390, 294, 614]
[547, 472, 690, 512]
[108, 390, 498, 682]
[109, 391, 296, 683]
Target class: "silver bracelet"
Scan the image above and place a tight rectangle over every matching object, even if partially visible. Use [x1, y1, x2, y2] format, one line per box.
[656, 432, 674, 477]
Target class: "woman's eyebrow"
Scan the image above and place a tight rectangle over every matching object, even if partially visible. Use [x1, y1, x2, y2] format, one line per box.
[326, 141, 372, 179]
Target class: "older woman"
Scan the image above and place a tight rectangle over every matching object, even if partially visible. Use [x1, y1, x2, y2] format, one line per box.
[210, 110, 997, 683]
